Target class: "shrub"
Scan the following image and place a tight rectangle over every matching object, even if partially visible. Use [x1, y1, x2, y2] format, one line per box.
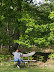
[23, 56, 33, 60]
[0, 55, 10, 62]
[48, 53, 54, 59]
[39, 56, 44, 61]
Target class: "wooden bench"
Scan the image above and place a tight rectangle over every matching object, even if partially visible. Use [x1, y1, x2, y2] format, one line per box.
[11, 51, 36, 67]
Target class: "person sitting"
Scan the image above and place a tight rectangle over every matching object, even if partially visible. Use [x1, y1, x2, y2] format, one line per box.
[14, 48, 27, 69]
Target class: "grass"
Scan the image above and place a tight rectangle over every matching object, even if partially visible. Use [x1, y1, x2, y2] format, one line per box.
[0, 61, 54, 72]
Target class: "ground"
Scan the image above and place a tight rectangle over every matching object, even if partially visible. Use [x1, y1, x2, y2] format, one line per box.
[0, 60, 54, 72]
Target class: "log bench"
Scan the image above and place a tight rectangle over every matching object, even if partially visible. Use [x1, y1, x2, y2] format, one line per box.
[11, 51, 36, 67]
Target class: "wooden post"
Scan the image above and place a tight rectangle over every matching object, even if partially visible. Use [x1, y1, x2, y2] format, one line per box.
[28, 56, 29, 67]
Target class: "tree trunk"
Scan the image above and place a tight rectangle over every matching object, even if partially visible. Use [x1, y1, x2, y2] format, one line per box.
[12, 0, 22, 49]
[1, 44, 3, 51]
[50, 3, 52, 12]
[7, 23, 10, 50]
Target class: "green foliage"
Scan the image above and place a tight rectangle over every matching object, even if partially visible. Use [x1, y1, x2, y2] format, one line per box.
[39, 56, 44, 61]
[0, 48, 14, 61]
[14, 40, 31, 48]
[23, 56, 33, 60]
[23, 57, 28, 60]
[0, 55, 10, 62]
[0, 0, 54, 49]
[48, 53, 54, 59]
[45, 0, 48, 1]
[0, 48, 10, 54]
[49, 11, 54, 20]
[29, 56, 33, 60]
[35, 55, 44, 61]
[48, 11, 54, 44]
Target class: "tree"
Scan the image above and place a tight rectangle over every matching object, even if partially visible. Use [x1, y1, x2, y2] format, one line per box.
[0, 0, 54, 51]
[48, 11, 54, 46]
[14, 3, 54, 48]
[0, 0, 22, 49]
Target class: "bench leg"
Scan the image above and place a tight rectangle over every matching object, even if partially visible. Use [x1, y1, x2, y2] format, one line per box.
[28, 56, 29, 67]
[28, 61, 29, 67]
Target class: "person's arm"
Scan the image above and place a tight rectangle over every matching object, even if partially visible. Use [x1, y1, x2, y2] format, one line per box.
[20, 53, 22, 57]
[12, 52, 14, 55]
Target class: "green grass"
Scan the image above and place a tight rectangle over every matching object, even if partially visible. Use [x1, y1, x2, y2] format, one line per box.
[0, 61, 54, 72]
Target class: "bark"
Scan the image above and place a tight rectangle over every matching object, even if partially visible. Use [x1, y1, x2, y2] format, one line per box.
[50, 3, 52, 12]
[12, 0, 22, 49]
[7, 23, 10, 50]
[1, 44, 3, 51]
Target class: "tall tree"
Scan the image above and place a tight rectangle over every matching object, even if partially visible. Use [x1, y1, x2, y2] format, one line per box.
[0, 0, 54, 51]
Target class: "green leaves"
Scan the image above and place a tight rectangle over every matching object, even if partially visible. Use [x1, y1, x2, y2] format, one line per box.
[0, 0, 54, 49]
[49, 11, 54, 20]
[0, 15, 5, 20]
[14, 2, 54, 48]
[48, 53, 54, 59]
[14, 39, 31, 48]
[25, 28, 33, 33]
[45, 0, 48, 1]
[47, 11, 54, 44]
[50, 22, 54, 31]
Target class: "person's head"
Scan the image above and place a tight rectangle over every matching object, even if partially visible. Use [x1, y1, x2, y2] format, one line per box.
[16, 48, 19, 52]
